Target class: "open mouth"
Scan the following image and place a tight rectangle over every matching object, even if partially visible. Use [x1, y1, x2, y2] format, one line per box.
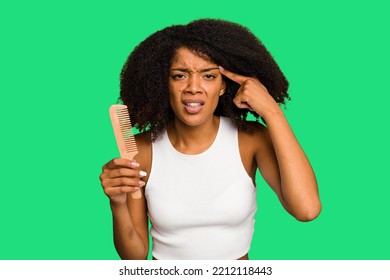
[183, 101, 204, 114]
[185, 102, 202, 107]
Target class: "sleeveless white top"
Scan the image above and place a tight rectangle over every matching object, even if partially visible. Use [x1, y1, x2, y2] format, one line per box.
[145, 117, 257, 259]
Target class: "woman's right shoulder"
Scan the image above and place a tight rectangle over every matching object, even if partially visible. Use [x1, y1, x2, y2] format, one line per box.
[135, 130, 152, 147]
[134, 131, 153, 173]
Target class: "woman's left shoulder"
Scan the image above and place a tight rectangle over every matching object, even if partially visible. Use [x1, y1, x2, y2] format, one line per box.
[238, 121, 270, 151]
[238, 121, 268, 138]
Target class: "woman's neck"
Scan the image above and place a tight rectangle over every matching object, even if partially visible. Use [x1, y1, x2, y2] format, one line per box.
[167, 116, 220, 155]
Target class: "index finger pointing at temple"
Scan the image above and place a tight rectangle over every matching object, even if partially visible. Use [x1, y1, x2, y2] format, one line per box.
[218, 66, 248, 85]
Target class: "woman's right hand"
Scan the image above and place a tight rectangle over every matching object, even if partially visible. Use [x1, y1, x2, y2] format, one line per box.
[99, 158, 147, 205]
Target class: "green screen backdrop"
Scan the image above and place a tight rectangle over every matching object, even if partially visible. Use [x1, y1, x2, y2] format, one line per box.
[1, 0, 389, 259]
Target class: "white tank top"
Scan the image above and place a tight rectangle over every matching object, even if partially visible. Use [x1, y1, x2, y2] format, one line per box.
[145, 117, 257, 259]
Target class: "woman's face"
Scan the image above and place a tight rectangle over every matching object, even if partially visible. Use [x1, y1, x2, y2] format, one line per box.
[169, 47, 225, 127]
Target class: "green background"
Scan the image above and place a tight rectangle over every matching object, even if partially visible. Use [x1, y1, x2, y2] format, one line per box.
[1, 0, 389, 260]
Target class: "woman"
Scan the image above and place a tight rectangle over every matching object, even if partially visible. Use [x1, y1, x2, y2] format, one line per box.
[99, 19, 321, 260]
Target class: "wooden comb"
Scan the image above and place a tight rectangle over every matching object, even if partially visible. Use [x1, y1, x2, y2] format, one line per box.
[109, 104, 141, 199]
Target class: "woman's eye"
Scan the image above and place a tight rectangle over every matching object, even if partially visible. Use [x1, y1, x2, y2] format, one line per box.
[204, 74, 216, 80]
[172, 74, 186, 80]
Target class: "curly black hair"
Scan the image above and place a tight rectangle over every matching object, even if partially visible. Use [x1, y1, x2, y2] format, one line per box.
[120, 18, 289, 140]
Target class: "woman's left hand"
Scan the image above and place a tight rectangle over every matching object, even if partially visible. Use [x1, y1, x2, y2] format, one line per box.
[219, 66, 280, 118]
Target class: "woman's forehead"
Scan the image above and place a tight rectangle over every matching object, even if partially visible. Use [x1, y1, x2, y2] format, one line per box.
[171, 48, 216, 69]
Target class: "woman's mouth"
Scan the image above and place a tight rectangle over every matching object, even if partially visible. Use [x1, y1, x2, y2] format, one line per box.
[183, 101, 204, 114]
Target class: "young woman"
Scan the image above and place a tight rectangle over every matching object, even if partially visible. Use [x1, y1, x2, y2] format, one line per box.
[99, 19, 321, 260]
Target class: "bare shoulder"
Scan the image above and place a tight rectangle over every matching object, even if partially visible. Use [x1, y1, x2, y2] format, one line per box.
[238, 121, 270, 150]
[134, 131, 152, 179]
[238, 121, 271, 178]
[135, 130, 152, 150]
[238, 121, 274, 163]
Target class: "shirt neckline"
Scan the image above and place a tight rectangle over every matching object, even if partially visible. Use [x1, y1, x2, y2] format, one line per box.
[165, 117, 224, 158]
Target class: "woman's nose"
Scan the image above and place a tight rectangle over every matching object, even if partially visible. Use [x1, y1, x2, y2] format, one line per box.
[185, 76, 203, 94]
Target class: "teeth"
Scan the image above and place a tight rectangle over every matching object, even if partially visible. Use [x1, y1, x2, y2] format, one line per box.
[186, 102, 202, 107]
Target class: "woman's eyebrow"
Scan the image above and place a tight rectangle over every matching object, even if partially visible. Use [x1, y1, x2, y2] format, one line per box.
[170, 67, 220, 73]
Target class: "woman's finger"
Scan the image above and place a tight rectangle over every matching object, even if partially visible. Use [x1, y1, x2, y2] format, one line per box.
[107, 168, 147, 179]
[103, 158, 140, 171]
[218, 66, 249, 85]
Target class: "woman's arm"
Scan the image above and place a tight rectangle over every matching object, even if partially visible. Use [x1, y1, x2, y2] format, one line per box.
[220, 67, 321, 221]
[111, 189, 149, 259]
[257, 109, 321, 221]
[99, 133, 152, 259]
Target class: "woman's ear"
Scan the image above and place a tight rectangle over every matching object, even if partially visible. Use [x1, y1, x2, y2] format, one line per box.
[219, 80, 226, 96]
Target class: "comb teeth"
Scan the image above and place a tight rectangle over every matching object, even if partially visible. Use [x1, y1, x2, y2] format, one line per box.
[116, 107, 137, 153]
[109, 104, 141, 199]
[109, 105, 139, 160]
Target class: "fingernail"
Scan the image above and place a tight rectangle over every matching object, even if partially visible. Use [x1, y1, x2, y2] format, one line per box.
[218, 66, 224, 71]
[134, 187, 140, 191]
[139, 170, 147, 177]
[139, 181, 146, 187]
[131, 161, 140, 167]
